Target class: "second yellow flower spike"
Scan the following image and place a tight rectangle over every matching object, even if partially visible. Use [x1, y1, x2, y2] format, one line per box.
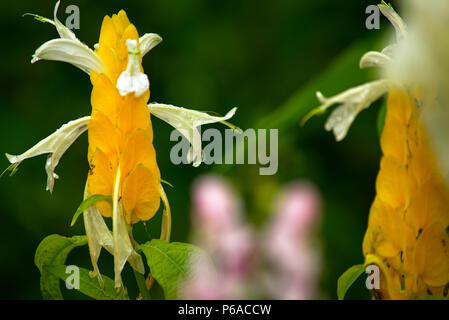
[363, 89, 449, 299]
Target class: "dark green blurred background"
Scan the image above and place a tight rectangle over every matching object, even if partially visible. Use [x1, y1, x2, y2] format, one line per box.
[0, 0, 398, 299]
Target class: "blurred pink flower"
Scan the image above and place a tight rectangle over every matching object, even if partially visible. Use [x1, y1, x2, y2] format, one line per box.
[271, 182, 321, 237]
[181, 175, 322, 300]
[192, 175, 242, 233]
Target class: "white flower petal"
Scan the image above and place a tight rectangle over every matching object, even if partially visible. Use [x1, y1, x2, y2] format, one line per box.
[5, 116, 90, 193]
[52, 0, 78, 41]
[82, 186, 113, 285]
[303, 4, 406, 142]
[112, 165, 144, 288]
[83, 185, 144, 287]
[27, 1, 85, 55]
[116, 39, 149, 97]
[359, 51, 393, 69]
[32, 38, 106, 75]
[381, 44, 398, 58]
[312, 80, 396, 141]
[29, 2, 105, 75]
[26, 1, 77, 40]
[94, 33, 162, 58]
[139, 33, 163, 57]
[148, 103, 238, 166]
[378, 3, 407, 42]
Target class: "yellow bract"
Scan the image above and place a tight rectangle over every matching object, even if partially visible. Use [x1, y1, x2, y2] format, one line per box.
[87, 11, 160, 225]
[363, 89, 449, 299]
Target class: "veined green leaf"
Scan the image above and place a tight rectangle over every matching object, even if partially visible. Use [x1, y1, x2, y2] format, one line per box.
[71, 194, 112, 227]
[34, 234, 87, 299]
[44, 264, 127, 300]
[337, 264, 365, 300]
[137, 239, 202, 299]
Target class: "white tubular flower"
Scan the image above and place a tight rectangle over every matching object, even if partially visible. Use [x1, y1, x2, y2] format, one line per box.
[3, 104, 239, 190]
[378, 2, 407, 42]
[29, 1, 106, 75]
[359, 51, 393, 69]
[110, 165, 145, 287]
[25, 1, 77, 41]
[139, 33, 163, 57]
[116, 39, 149, 97]
[32, 39, 106, 75]
[83, 186, 144, 288]
[357, 3, 406, 71]
[93, 33, 162, 56]
[4, 116, 90, 193]
[82, 189, 114, 284]
[303, 3, 404, 141]
[316, 80, 396, 141]
[148, 104, 239, 166]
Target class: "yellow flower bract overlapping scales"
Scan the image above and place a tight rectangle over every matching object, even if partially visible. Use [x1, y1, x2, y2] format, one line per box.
[363, 89, 449, 299]
[86, 10, 161, 225]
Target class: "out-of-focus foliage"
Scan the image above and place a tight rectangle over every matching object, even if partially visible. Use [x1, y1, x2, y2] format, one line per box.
[0, 0, 393, 299]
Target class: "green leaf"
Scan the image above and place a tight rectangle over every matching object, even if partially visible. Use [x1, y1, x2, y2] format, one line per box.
[34, 234, 88, 299]
[44, 264, 127, 300]
[337, 264, 365, 300]
[71, 194, 112, 227]
[137, 239, 202, 299]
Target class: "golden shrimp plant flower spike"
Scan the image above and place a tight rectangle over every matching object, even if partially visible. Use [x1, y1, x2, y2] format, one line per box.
[305, 1, 449, 299]
[5, 1, 238, 288]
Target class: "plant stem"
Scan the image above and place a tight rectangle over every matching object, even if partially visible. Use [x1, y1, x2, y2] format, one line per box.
[145, 273, 155, 292]
[133, 268, 151, 300]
